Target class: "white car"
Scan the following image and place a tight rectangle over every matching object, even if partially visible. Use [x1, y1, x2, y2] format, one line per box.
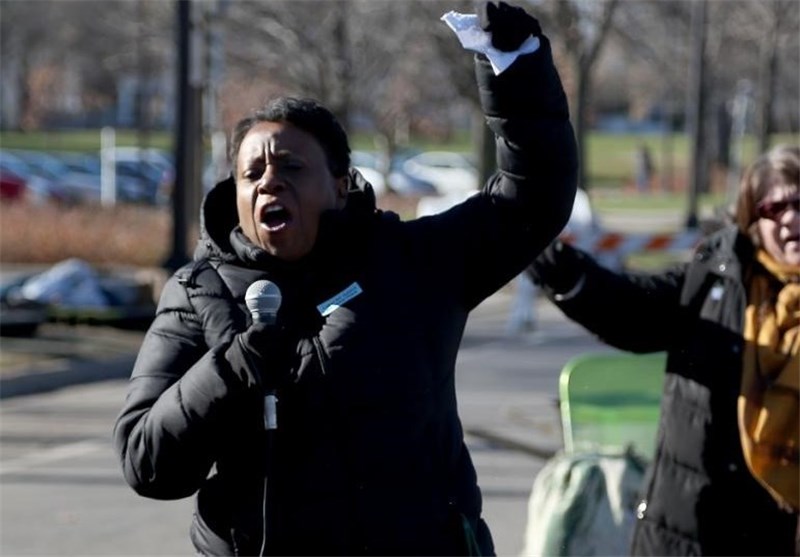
[401, 151, 478, 196]
[564, 188, 596, 234]
[351, 150, 387, 197]
[417, 186, 623, 271]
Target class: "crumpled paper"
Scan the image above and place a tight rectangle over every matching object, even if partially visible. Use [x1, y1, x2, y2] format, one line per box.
[441, 11, 540, 75]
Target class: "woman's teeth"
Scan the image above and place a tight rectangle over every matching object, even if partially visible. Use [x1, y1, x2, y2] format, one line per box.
[262, 204, 290, 231]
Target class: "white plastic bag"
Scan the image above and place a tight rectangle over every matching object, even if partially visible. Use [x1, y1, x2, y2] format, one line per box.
[521, 450, 646, 557]
[20, 259, 109, 308]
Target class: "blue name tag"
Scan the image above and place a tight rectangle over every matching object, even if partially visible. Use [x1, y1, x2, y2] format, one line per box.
[317, 282, 363, 317]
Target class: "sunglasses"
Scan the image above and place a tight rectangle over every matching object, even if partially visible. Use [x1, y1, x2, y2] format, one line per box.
[756, 195, 800, 220]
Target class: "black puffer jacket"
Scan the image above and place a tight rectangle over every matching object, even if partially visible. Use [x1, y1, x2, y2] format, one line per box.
[535, 226, 798, 556]
[113, 43, 577, 557]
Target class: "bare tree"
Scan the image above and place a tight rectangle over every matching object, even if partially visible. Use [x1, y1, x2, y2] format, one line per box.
[612, 0, 799, 176]
[534, 0, 620, 191]
[223, 1, 356, 123]
[347, 1, 462, 164]
[221, 1, 472, 176]
[0, 1, 59, 129]
[71, 1, 172, 131]
[1, 0, 172, 130]
[748, 0, 798, 151]
[408, 0, 491, 180]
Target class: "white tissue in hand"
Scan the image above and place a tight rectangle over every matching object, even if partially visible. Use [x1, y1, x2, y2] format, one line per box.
[441, 11, 540, 76]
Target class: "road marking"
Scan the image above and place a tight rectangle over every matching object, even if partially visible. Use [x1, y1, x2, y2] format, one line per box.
[0, 440, 105, 475]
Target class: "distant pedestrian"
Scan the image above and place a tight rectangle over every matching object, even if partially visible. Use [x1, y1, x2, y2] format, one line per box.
[112, 3, 577, 555]
[635, 143, 653, 193]
[527, 144, 800, 555]
[507, 272, 538, 333]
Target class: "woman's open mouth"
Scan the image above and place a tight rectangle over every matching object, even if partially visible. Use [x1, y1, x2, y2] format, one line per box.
[260, 204, 292, 232]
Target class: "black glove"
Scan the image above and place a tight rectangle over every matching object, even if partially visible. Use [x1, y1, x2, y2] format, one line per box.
[527, 240, 585, 293]
[477, 1, 542, 52]
[225, 322, 293, 391]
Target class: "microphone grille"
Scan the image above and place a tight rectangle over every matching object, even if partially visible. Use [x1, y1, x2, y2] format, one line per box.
[245, 280, 282, 323]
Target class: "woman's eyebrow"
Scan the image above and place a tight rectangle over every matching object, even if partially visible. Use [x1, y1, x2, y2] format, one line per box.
[265, 149, 304, 164]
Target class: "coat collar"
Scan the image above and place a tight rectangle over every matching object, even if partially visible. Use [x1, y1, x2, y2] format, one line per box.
[699, 224, 753, 281]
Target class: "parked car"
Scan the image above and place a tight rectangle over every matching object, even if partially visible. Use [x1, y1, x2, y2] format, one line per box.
[37, 150, 152, 204]
[401, 150, 478, 196]
[0, 150, 69, 203]
[108, 147, 174, 173]
[56, 152, 101, 174]
[102, 147, 175, 205]
[0, 274, 48, 337]
[563, 187, 596, 234]
[52, 152, 116, 203]
[387, 151, 438, 197]
[415, 186, 623, 271]
[115, 160, 165, 204]
[0, 169, 27, 202]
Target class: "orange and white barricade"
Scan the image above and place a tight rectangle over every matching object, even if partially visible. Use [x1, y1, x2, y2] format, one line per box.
[507, 229, 703, 333]
[560, 230, 703, 258]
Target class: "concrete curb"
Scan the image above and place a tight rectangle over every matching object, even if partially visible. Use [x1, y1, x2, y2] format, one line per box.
[467, 426, 559, 460]
[0, 354, 136, 399]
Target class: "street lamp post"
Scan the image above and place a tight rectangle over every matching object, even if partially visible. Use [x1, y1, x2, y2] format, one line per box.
[164, 0, 204, 271]
[685, 0, 707, 230]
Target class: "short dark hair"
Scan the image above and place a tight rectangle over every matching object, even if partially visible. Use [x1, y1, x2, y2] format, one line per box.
[229, 97, 351, 178]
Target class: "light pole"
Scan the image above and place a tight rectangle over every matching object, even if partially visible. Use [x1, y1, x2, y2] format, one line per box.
[685, 0, 707, 230]
[164, 0, 204, 271]
[726, 80, 753, 207]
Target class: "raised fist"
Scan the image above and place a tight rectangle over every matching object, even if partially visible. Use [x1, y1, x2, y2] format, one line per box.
[477, 1, 542, 52]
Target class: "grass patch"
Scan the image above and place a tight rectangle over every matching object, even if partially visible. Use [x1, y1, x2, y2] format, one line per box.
[591, 190, 727, 212]
[3, 128, 796, 187]
[0, 129, 173, 153]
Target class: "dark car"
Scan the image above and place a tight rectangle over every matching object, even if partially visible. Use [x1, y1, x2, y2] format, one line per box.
[0, 170, 27, 202]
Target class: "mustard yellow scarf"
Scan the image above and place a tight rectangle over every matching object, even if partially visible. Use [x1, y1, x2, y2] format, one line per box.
[739, 250, 800, 511]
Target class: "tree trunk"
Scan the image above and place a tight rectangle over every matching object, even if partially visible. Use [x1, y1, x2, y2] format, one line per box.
[18, 53, 32, 131]
[685, 0, 707, 228]
[331, 3, 352, 129]
[573, 62, 589, 192]
[756, 29, 778, 153]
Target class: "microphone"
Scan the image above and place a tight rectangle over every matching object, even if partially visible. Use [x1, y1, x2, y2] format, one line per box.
[245, 279, 282, 325]
[244, 280, 283, 431]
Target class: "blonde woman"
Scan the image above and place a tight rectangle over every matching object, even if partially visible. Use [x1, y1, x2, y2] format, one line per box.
[528, 144, 799, 556]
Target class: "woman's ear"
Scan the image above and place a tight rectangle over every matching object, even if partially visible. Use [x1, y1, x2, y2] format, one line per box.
[335, 176, 348, 205]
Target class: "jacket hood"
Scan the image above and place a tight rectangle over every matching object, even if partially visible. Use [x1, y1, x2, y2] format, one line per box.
[194, 168, 378, 262]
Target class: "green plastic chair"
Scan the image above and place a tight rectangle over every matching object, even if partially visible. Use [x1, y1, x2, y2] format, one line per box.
[559, 351, 667, 460]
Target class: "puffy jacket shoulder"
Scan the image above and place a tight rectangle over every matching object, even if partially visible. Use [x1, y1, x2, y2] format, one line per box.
[173, 259, 247, 349]
[113, 259, 251, 500]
